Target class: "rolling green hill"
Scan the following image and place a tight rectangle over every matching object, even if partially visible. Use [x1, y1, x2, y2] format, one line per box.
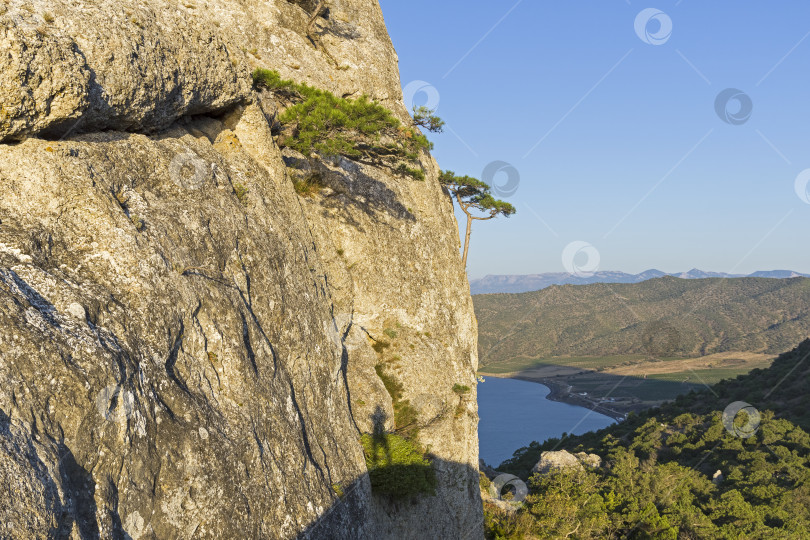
[475, 276, 810, 366]
[485, 340, 810, 539]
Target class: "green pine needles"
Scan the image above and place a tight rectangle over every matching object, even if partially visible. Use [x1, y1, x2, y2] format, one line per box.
[252, 68, 431, 179]
[252, 68, 298, 95]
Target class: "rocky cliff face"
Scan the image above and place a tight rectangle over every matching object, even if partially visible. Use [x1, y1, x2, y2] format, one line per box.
[0, 1, 482, 539]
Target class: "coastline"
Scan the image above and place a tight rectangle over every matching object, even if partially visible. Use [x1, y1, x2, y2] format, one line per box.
[479, 372, 628, 422]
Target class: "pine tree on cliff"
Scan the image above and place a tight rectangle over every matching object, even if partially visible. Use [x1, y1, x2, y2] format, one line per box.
[412, 106, 445, 133]
[440, 171, 516, 267]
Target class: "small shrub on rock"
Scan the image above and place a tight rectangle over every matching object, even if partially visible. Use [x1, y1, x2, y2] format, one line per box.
[361, 433, 436, 498]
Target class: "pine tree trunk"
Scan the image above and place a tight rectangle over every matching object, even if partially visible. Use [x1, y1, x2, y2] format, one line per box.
[461, 213, 473, 268]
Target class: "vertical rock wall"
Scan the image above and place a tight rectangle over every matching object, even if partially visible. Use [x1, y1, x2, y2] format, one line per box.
[0, 1, 482, 538]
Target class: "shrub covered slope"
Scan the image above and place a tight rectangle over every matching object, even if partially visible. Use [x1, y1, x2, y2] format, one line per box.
[487, 340, 810, 539]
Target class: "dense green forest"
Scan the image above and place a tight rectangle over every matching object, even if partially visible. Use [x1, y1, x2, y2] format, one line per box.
[484, 340, 810, 539]
[475, 277, 810, 365]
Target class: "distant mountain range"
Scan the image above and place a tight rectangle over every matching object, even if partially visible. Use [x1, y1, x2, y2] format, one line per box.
[470, 269, 810, 294]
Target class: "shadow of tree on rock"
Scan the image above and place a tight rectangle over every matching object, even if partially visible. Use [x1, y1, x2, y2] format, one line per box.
[297, 406, 482, 539]
[283, 151, 416, 231]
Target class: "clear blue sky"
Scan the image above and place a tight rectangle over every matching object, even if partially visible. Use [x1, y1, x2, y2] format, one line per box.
[378, 1, 810, 279]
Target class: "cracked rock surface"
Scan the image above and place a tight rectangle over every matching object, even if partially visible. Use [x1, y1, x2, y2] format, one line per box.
[0, 0, 404, 142]
[0, 1, 482, 538]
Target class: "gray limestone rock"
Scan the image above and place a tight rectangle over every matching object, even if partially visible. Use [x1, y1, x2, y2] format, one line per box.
[0, 0, 407, 143]
[532, 450, 585, 475]
[0, 1, 482, 538]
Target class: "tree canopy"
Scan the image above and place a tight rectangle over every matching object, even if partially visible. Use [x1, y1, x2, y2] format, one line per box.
[440, 170, 516, 266]
[439, 171, 516, 219]
[412, 106, 445, 133]
[252, 68, 430, 181]
[485, 340, 810, 539]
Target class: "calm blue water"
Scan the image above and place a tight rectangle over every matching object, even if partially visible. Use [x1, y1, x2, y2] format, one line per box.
[477, 377, 615, 467]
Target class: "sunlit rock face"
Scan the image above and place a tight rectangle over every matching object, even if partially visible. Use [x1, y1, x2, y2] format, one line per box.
[0, 1, 482, 538]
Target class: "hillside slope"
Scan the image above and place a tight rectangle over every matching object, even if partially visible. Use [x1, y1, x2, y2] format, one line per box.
[488, 340, 810, 538]
[475, 276, 810, 367]
[0, 2, 481, 538]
